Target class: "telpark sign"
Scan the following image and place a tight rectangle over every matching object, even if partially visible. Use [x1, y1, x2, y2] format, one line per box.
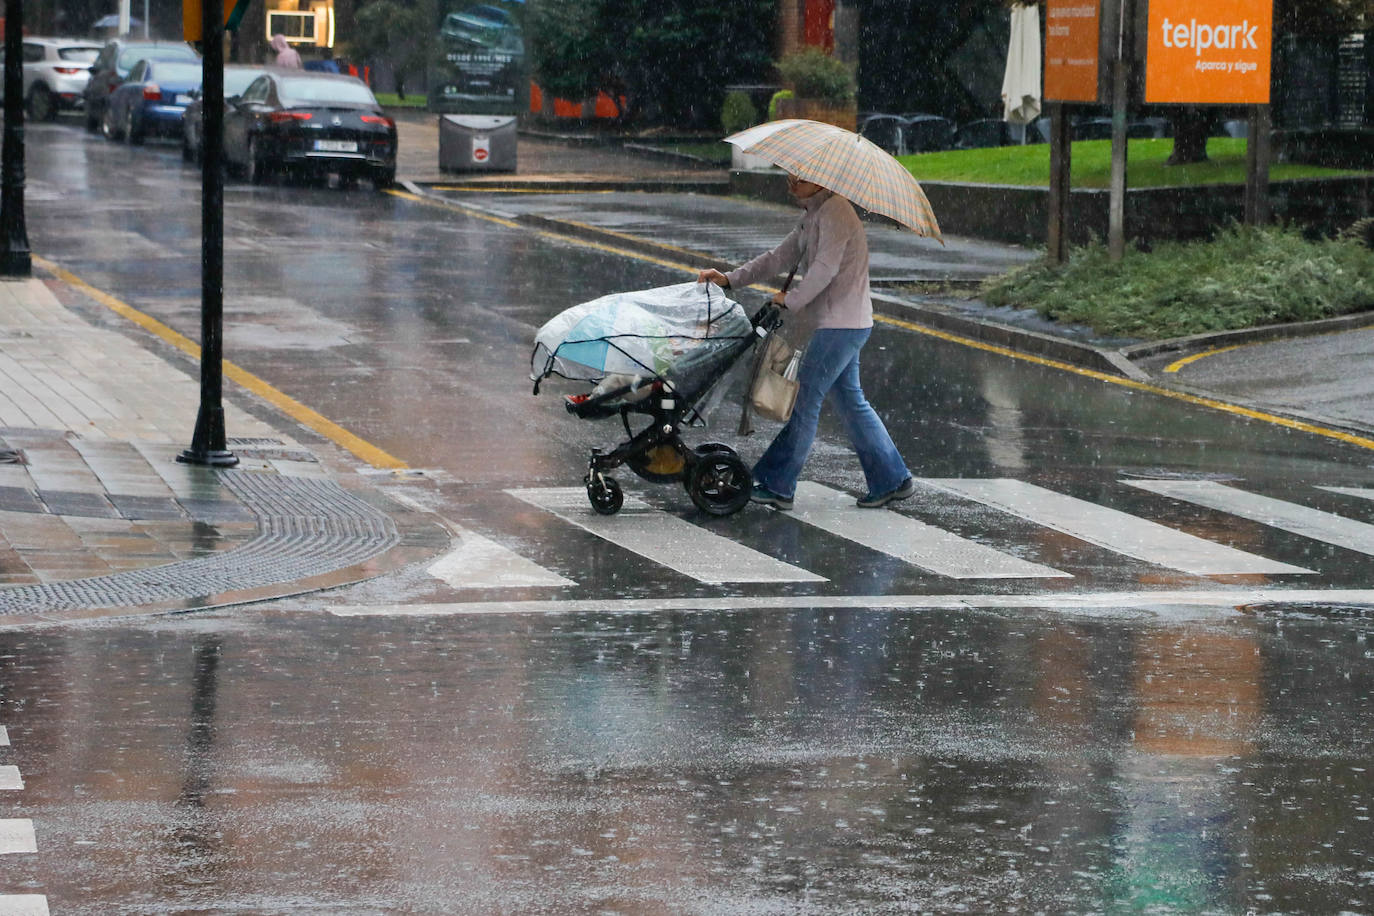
[1145, 0, 1273, 103]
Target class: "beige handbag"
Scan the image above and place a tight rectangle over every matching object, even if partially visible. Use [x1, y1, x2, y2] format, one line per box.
[750, 331, 803, 422]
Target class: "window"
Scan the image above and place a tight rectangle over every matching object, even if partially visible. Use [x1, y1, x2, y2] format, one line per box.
[23, 43, 45, 63]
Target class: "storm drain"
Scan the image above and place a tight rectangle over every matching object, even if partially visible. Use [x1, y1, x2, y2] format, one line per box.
[0, 470, 399, 615]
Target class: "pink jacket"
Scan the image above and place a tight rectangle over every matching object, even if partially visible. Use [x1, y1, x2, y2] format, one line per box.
[725, 189, 874, 331]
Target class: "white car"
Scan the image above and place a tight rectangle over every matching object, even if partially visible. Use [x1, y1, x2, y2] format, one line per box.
[10, 37, 101, 121]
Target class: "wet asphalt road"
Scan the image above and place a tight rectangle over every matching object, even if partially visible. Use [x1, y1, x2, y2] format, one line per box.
[9, 117, 1374, 913]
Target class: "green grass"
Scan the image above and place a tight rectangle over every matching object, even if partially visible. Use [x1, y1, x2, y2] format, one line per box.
[373, 93, 428, 108]
[901, 138, 1366, 188]
[982, 224, 1374, 340]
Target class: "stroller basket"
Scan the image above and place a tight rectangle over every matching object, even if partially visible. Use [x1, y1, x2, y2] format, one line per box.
[530, 282, 781, 516]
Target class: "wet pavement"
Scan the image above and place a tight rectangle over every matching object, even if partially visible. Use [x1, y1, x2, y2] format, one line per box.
[5, 113, 1374, 913]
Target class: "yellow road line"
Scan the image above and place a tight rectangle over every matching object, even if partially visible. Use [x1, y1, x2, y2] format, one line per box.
[396, 188, 1374, 455]
[35, 256, 409, 471]
[427, 186, 617, 195]
[1164, 343, 1245, 373]
[875, 312, 1374, 452]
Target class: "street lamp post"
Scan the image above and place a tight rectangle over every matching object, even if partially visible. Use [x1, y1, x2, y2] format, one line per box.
[0, 0, 32, 278]
[178, 3, 238, 468]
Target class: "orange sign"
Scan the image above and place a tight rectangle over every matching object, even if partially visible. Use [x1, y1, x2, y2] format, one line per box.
[1044, 0, 1102, 102]
[1146, 0, 1272, 104]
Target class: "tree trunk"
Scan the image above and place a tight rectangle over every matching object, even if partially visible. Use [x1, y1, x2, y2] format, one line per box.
[1167, 106, 1215, 165]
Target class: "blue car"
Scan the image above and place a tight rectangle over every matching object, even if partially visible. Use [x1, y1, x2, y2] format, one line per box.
[102, 58, 202, 144]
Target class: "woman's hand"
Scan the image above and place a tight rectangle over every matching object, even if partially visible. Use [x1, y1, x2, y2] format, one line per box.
[697, 268, 729, 287]
[771, 290, 787, 307]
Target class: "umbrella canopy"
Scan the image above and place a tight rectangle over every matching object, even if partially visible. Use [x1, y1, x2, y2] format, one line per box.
[724, 119, 942, 242]
[1001, 3, 1042, 126]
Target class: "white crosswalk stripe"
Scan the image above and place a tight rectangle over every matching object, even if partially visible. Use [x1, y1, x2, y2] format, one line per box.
[427, 526, 574, 589]
[0, 896, 49, 916]
[0, 767, 21, 791]
[792, 482, 1069, 579]
[506, 487, 825, 584]
[918, 478, 1314, 576]
[0, 820, 36, 855]
[1132, 479, 1374, 557]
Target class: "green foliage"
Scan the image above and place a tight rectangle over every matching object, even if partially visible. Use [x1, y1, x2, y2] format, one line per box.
[776, 47, 856, 102]
[982, 225, 1374, 340]
[767, 89, 794, 121]
[528, 0, 775, 126]
[720, 91, 758, 136]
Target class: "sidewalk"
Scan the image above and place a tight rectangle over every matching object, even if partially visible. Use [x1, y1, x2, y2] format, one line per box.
[0, 275, 441, 626]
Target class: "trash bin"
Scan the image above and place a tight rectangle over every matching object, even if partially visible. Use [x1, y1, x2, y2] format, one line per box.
[439, 114, 517, 172]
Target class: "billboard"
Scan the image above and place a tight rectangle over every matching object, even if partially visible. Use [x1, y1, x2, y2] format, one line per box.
[430, 0, 526, 113]
[1044, 0, 1103, 102]
[1145, 0, 1273, 104]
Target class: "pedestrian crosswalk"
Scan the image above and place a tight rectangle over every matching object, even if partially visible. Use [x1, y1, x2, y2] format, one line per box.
[416, 477, 1374, 592]
[506, 487, 824, 584]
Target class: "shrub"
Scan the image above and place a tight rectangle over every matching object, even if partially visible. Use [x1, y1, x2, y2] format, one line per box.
[720, 91, 759, 136]
[776, 48, 856, 102]
[767, 89, 794, 121]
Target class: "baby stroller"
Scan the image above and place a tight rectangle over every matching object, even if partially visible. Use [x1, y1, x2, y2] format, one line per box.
[531, 282, 781, 517]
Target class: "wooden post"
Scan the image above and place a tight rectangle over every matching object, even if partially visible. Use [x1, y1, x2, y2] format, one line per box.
[1047, 102, 1072, 264]
[1244, 104, 1272, 225]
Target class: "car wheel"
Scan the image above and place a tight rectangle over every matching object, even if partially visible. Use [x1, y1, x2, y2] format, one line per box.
[125, 107, 143, 145]
[85, 103, 100, 132]
[181, 132, 193, 162]
[26, 86, 57, 122]
[101, 107, 122, 141]
[373, 167, 396, 190]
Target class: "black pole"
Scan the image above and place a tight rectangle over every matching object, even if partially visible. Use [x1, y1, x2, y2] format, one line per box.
[179, 4, 237, 467]
[0, 0, 32, 277]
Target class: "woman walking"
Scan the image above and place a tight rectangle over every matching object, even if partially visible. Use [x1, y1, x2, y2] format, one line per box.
[698, 173, 915, 511]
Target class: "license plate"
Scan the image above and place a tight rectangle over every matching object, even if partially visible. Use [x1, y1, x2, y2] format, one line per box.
[315, 139, 357, 153]
[176, 94, 192, 105]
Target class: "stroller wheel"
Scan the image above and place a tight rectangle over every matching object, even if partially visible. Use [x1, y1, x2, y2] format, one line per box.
[696, 441, 733, 454]
[587, 475, 624, 515]
[686, 450, 752, 517]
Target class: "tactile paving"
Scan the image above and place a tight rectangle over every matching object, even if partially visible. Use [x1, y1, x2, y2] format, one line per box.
[0, 470, 398, 614]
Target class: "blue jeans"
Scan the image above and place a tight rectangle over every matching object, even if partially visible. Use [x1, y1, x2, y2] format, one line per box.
[753, 326, 910, 500]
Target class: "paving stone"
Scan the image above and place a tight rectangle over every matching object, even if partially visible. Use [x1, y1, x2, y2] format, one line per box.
[107, 494, 186, 521]
[0, 487, 43, 515]
[36, 490, 120, 519]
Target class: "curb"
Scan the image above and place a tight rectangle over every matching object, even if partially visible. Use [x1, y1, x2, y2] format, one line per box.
[1120, 309, 1374, 362]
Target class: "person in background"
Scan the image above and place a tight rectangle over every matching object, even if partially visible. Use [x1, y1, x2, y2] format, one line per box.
[270, 34, 302, 69]
[697, 173, 915, 511]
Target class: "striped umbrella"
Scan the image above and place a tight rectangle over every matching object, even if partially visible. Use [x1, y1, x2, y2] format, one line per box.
[725, 119, 943, 243]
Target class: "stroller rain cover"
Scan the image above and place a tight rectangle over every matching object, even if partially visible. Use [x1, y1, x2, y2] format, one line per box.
[531, 282, 753, 402]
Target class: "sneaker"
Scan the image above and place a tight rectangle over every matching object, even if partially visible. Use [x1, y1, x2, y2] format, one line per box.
[750, 484, 793, 510]
[857, 476, 916, 509]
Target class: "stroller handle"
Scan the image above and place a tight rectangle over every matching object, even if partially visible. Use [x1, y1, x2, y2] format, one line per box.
[752, 303, 784, 334]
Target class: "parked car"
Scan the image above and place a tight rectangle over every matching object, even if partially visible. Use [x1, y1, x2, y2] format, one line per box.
[222, 70, 397, 187]
[82, 38, 198, 132]
[101, 58, 203, 144]
[181, 65, 269, 164]
[955, 118, 1016, 149]
[2, 37, 101, 121]
[858, 113, 909, 155]
[900, 113, 956, 152]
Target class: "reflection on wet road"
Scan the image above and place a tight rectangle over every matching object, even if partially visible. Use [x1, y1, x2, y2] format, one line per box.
[12, 118, 1374, 912]
[4, 608, 1374, 913]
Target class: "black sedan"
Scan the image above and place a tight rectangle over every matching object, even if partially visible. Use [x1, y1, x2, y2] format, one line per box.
[222, 70, 397, 187]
